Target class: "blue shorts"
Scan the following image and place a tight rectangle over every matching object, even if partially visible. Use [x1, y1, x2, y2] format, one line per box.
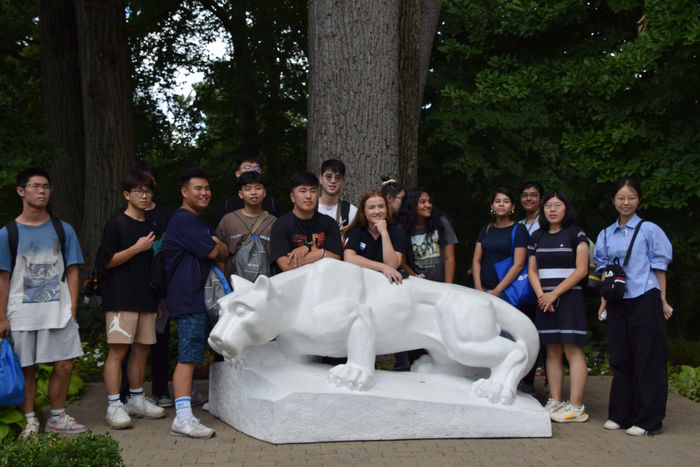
[174, 313, 209, 364]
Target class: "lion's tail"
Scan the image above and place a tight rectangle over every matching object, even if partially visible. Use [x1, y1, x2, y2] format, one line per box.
[493, 298, 540, 379]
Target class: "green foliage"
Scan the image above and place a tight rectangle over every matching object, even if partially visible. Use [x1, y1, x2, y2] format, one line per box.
[0, 0, 57, 223]
[421, 0, 700, 336]
[33, 365, 84, 410]
[668, 338, 700, 368]
[669, 365, 700, 403]
[0, 432, 124, 466]
[0, 406, 25, 443]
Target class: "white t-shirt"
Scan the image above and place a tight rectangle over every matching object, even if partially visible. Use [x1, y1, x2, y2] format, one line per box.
[519, 215, 540, 236]
[318, 201, 357, 230]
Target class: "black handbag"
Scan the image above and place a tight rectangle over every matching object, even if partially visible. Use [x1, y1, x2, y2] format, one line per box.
[600, 220, 644, 301]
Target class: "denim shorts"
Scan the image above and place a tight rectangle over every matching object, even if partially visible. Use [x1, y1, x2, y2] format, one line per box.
[173, 313, 209, 364]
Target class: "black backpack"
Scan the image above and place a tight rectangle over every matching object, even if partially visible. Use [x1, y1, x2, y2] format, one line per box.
[5, 217, 67, 281]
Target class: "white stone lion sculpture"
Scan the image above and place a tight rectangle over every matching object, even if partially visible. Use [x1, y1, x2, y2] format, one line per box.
[208, 258, 539, 405]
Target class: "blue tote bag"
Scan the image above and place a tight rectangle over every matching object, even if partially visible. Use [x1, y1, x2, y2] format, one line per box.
[0, 337, 25, 406]
[492, 226, 536, 307]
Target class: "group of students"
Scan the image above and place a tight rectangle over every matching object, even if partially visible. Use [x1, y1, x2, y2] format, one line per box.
[0, 160, 673, 441]
[471, 180, 673, 436]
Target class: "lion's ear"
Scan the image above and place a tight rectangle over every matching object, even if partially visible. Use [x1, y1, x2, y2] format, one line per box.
[252, 274, 273, 298]
[230, 274, 254, 294]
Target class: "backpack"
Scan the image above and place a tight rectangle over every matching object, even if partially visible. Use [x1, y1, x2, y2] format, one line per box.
[530, 225, 601, 298]
[337, 200, 351, 228]
[233, 211, 270, 282]
[5, 217, 67, 281]
[204, 265, 232, 320]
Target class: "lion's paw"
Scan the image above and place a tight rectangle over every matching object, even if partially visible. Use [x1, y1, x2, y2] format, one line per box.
[410, 354, 437, 373]
[327, 363, 373, 391]
[472, 378, 516, 405]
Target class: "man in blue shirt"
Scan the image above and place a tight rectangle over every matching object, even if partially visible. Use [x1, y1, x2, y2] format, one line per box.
[164, 168, 227, 439]
[0, 168, 87, 438]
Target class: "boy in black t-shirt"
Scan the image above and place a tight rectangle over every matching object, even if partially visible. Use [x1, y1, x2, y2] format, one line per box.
[100, 171, 165, 429]
[270, 171, 343, 271]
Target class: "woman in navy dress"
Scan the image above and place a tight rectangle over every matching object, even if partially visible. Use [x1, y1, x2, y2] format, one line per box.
[528, 191, 589, 423]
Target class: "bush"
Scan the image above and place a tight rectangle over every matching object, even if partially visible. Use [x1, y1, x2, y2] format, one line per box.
[0, 432, 123, 466]
[0, 406, 26, 443]
[669, 365, 700, 404]
[668, 338, 700, 368]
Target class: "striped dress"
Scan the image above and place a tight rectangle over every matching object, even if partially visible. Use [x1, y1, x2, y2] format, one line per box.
[528, 226, 588, 346]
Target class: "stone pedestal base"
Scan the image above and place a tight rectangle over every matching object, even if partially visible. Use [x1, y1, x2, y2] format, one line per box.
[207, 343, 551, 444]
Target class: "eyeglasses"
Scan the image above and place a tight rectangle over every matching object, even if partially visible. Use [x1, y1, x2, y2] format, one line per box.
[543, 202, 564, 210]
[130, 189, 153, 197]
[24, 183, 51, 191]
[242, 165, 261, 173]
[520, 192, 539, 199]
[323, 173, 343, 182]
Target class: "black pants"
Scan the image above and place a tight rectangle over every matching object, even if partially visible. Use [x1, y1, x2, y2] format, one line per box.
[606, 288, 667, 431]
[150, 318, 171, 398]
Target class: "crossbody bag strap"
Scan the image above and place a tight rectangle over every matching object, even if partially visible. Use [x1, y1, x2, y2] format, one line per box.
[235, 211, 269, 244]
[509, 224, 517, 256]
[622, 220, 644, 267]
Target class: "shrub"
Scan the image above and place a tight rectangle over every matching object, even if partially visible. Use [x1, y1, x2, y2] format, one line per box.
[0, 432, 123, 466]
[669, 365, 700, 404]
[0, 406, 26, 443]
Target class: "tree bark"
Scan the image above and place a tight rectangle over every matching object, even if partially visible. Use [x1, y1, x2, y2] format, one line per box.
[307, 0, 441, 203]
[75, 0, 134, 268]
[38, 0, 85, 230]
[308, 0, 400, 204]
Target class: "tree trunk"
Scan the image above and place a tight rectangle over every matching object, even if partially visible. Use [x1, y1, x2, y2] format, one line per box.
[75, 0, 134, 269]
[307, 0, 400, 204]
[307, 0, 441, 203]
[38, 0, 85, 230]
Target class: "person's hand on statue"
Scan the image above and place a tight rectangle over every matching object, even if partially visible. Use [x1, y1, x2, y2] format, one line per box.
[285, 245, 308, 269]
[380, 264, 402, 284]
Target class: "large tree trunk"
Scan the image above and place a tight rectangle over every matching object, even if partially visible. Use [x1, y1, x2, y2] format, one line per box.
[307, 0, 441, 203]
[38, 0, 85, 230]
[75, 0, 134, 268]
[307, 0, 400, 204]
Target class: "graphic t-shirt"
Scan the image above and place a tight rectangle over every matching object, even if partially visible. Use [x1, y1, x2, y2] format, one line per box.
[0, 219, 83, 331]
[215, 209, 276, 278]
[406, 216, 458, 282]
[269, 210, 343, 263]
[344, 224, 405, 263]
[99, 213, 158, 313]
[163, 209, 216, 318]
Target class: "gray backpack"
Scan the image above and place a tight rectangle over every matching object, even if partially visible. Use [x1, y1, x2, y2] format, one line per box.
[233, 211, 270, 282]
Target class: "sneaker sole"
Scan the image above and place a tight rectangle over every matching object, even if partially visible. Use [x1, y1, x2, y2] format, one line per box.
[169, 428, 215, 439]
[128, 410, 167, 419]
[105, 417, 133, 429]
[552, 413, 590, 423]
[45, 426, 89, 434]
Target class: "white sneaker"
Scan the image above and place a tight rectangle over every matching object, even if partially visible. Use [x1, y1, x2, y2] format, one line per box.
[18, 416, 40, 439]
[544, 398, 565, 414]
[127, 396, 166, 419]
[170, 416, 215, 439]
[550, 402, 589, 423]
[106, 401, 133, 429]
[626, 425, 661, 436]
[603, 419, 621, 430]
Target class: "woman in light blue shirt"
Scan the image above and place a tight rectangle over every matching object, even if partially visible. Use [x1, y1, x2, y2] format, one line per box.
[593, 178, 673, 437]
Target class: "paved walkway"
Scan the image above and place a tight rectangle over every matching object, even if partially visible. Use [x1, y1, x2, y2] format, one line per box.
[62, 376, 699, 466]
